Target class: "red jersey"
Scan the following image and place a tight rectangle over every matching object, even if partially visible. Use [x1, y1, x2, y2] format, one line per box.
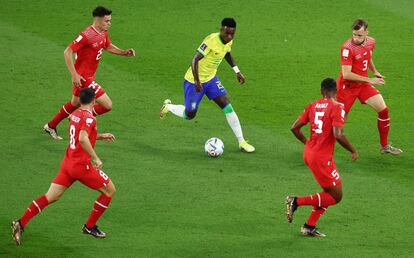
[69, 26, 111, 77]
[338, 37, 375, 85]
[64, 109, 97, 165]
[298, 98, 345, 158]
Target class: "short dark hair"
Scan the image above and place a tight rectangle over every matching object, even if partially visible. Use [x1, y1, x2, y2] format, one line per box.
[93, 6, 112, 17]
[352, 19, 368, 30]
[79, 88, 95, 104]
[221, 18, 236, 28]
[321, 78, 337, 92]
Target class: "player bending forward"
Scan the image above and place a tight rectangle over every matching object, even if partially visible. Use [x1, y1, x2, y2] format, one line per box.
[286, 78, 358, 237]
[337, 19, 401, 154]
[160, 18, 255, 153]
[44, 6, 135, 140]
[13, 88, 116, 245]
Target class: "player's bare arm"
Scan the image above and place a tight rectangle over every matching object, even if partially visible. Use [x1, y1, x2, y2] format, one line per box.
[97, 133, 116, 142]
[341, 65, 385, 86]
[333, 126, 358, 160]
[105, 43, 135, 57]
[79, 130, 103, 169]
[290, 119, 307, 144]
[64, 46, 85, 87]
[191, 52, 204, 93]
[224, 52, 245, 84]
[369, 57, 384, 78]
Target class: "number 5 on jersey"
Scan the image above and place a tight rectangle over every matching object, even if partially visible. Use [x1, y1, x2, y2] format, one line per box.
[313, 112, 325, 134]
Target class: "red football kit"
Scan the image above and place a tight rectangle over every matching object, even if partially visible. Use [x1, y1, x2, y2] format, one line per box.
[69, 25, 111, 98]
[336, 36, 380, 113]
[53, 109, 110, 189]
[298, 98, 345, 188]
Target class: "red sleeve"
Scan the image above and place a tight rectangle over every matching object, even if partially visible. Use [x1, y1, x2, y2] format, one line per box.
[340, 47, 353, 66]
[105, 33, 111, 48]
[69, 33, 88, 52]
[331, 104, 345, 127]
[298, 104, 310, 124]
[80, 115, 96, 134]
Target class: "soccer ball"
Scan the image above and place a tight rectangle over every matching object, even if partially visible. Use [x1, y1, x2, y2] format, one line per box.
[204, 137, 224, 157]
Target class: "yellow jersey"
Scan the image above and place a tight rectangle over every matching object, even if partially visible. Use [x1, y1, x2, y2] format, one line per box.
[184, 33, 233, 83]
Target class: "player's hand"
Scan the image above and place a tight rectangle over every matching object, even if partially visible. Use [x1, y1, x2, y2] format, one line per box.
[72, 73, 86, 87]
[100, 133, 116, 142]
[374, 71, 385, 79]
[125, 48, 135, 57]
[369, 77, 385, 86]
[236, 72, 245, 84]
[195, 81, 203, 93]
[93, 157, 103, 169]
[351, 151, 358, 161]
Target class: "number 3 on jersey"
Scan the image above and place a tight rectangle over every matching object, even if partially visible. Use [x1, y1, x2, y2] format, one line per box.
[313, 112, 325, 134]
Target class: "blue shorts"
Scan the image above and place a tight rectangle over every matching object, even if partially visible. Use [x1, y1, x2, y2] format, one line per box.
[183, 76, 227, 112]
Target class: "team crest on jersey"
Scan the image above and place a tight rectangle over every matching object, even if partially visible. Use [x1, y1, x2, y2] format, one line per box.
[355, 54, 362, 60]
[199, 43, 207, 51]
[86, 118, 94, 126]
[93, 42, 98, 47]
[70, 115, 80, 123]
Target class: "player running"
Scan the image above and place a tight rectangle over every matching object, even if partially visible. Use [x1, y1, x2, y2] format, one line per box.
[12, 88, 116, 245]
[286, 78, 358, 237]
[44, 6, 135, 140]
[159, 18, 255, 153]
[337, 19, 402, 154]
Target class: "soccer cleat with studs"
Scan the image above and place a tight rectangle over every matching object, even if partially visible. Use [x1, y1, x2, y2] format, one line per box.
[285, 196, 297, 223]
[11, 220, 23, 246]
[82, 224, 106, 239]
[239, 140, 255, 153]
[43, 123, 63, 140]
[300, 224, 326, 237]
[380, 144, 402, 155]
[159, 99, 171, 119]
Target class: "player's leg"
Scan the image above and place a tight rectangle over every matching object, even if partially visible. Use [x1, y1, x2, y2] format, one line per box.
[94, 93, 112, 116]
[160, 80, 204, 120]
[212, 94, 255, 153]
[286, 158, 341, 237]
[12, 183, 68, 245]
[364, 93, 402, 154]
[78, 167, 113, 238]
[82, 180, 116, 239]
[44, 95, 80, 140]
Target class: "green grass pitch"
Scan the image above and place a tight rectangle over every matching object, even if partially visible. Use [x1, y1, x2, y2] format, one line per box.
[1, 0, 413, 257]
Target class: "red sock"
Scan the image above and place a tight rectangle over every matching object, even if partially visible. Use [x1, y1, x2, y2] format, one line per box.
[19, 195, 50, 228]
[306, 206, 326, 227]
[48, 102, 77, 128]
[92, 105, 110, 116]
[296, 191, 337, 207]
[377, 107, 390, 147]
[85, 194, 112, 228]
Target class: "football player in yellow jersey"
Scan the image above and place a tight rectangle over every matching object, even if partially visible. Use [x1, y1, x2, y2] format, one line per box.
[160, 18, 255, 153]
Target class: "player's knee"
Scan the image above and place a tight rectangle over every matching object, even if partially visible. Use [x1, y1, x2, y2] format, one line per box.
[104, 182, 116, 197]
[335, 195, 342, 204]
[105, 101, 113, 111]
[71, 99, 80, 107]
[185, 111, 196, 120]
[45, 192, 62, 203]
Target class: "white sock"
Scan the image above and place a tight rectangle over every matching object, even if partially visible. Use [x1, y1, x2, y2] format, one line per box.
[225, 111, 245, 144]
[167, 104, 186, 118]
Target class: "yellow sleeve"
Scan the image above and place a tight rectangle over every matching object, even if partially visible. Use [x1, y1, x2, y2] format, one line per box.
[196, 36, 212, 57]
